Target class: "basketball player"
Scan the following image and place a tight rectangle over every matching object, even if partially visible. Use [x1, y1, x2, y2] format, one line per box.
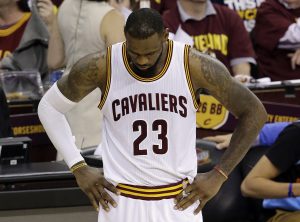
[38, 8, 267, 222]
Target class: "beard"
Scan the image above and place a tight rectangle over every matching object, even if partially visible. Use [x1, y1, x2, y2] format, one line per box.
[130, 63, 157, 77]
[129, 48, 164, 78]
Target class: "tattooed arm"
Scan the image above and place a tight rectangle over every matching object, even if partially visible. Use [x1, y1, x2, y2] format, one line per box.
[189, 48, 267, 175]
[174, 48, 267, 214]
[57, 52, 107, 101]
[38, 51, 120, 212]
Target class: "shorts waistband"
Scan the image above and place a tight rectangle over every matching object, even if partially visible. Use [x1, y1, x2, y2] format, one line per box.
[116, 178, 189, 201]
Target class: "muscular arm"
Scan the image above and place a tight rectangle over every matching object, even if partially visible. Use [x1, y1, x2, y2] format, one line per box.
[57, 52, 107, 102]
[189, 48, 267, 176]
[39, 51, 118, 211]
[38, 52, 107, 167]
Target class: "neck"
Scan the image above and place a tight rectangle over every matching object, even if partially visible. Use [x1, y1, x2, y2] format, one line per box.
[0, 4, 24, 26]
[179, 0, 207, 20]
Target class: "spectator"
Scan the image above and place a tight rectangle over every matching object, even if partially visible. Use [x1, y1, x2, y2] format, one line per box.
[150, 0, 176, 14]
[163, 0, 256, 82]
[204, 122, 291, 150]
[241, 122, 300, 222]
[47, 0, 125, 149]
[201, 121, 293, 221]
[254, 0, 300, 81]
[211, 0, 265, 33]
[0, 0, 56, 80]
[0, 0, 31, 60]
[0, 87, 13, 138]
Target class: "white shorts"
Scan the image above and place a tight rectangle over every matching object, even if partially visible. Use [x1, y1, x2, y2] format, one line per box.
[98, 180, 203, 222]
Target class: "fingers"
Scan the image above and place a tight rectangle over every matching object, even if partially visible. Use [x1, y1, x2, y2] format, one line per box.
[291, 54, 296, 70]
[36, 0, 54, 15]
[292, 50, 300, 70]
[202, 136, 222, 143]
[103, 179, 120, 195]
[174, 184, 195, 208]
[288, 50, 300, 70]
[194, 199, 207, 215]
[175, 191, 199, 211]
[97, 178, 119, 211]
[174, 181, 190, 204]
[215, 142, 228, 150]
[37, 1, 52, 9]
[99, 197, 110, 212]
[83, 182, 118, 212]
[86, 191, 100, 211]
[98, 188, 118, 209]
[234, 74, 251, 83]
[203, 134, 232, 150]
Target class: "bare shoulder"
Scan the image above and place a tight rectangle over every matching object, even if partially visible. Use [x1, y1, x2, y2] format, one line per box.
[104, 8, 124, 21]
[188, 47, 232, 90]
[57, 51, 107, 102]
[102, 8, 125, 29]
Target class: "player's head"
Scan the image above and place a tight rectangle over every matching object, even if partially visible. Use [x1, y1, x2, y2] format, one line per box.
[124, 8, 168, 74]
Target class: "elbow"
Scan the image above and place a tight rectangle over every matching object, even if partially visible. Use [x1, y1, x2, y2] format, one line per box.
[47, 59, 65, 72]
[240, 178, 257, 198]
[47, 49, 65, 71]
[37, 96, 47, 123]
[246, 97, 267, 127]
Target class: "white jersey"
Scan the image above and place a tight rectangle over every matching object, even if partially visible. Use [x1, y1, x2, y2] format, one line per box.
[99, 40, 199, 186]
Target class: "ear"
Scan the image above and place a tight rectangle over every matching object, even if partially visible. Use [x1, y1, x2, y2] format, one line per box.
[163, 28, 169, 41]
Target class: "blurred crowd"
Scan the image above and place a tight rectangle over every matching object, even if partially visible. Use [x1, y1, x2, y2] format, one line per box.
[0, 0, 300, 222]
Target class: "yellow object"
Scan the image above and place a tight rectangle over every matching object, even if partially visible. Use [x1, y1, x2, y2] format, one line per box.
[196, 94, 229, 129]
[70, 162, 87, 173]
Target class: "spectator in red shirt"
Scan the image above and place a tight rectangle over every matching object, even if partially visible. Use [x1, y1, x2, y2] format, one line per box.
[254, 0, 300, 81]
[0, 0, 31, 60]
[163, 0, 256, 81]
[211, 0, 265, 33]
[0, 0, 56, 80]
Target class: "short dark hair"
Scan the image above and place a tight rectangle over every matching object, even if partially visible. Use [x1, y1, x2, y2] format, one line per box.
[124, 8, 164, 39]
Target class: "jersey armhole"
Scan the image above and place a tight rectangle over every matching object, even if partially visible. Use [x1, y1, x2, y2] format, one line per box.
[98, 46, 112, 109]
[184, 45, 199, 110]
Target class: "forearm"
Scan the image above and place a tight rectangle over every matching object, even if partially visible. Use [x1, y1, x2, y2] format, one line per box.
[242, 178, 300, 199]
[218, 101, 267, 175]
[38, 83, 84, 167]
[47, 17, 65, 71]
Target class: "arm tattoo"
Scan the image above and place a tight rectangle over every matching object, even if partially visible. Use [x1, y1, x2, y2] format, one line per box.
[189, 49, 231, 109]
[189, 48, 267, 176]
[58, 52, 106, 102]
